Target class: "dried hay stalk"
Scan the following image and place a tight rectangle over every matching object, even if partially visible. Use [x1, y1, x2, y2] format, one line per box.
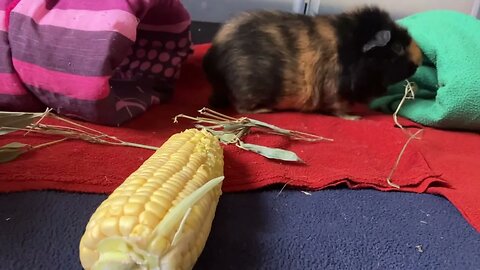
[0, 109, 158, 163]
[387, 80, 424, 189]
[1, 107, 331, 164]
[174, 107, 333, 163]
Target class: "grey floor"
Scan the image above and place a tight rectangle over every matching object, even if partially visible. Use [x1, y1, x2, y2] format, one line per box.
[1, 187, 479, 270]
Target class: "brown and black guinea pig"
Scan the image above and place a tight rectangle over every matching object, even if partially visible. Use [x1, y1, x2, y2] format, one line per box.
[202, 6, 423, 118]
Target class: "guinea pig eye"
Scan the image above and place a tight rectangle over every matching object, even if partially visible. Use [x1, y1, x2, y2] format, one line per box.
[391, 43, 405, 55]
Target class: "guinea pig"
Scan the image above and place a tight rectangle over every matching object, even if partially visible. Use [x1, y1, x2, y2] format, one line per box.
[202, 6, 423, 118]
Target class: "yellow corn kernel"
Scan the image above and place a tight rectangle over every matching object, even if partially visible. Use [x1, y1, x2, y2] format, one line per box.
[79, 129, 224, 270]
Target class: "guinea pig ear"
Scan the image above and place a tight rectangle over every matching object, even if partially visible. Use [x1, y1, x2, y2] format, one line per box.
[362, 30, 391, 52]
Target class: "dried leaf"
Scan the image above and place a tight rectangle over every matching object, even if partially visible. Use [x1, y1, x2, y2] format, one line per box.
[175, 108, 332, 143]
[248, 119, 291, 135]
[0, 111, 44, 118]
[237, 141, 303, 163]
[222, 122, 254, 131]
[0, 142, 32, 163]
[218, 133, 238, 144]
[0, 109, 158, 158]
[0, 112, 43, 135]
[247, 118, 328, 141]
[204, 128, 238, 144]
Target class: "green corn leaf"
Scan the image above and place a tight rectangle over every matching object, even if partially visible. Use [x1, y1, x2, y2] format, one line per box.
[237, 141, 303, 163]
[0, 112, 44, 135]
[0, 142, 32, 163]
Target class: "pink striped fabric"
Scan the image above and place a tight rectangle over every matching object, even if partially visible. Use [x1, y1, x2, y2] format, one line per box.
[138, 20, 191, 33]
[0, 73, 29, 95]
[0, 1, 43, 111]
[12, 59, 111, 100]
[0, 0, 193, 126]
[44, 0, 139, 13]
[0, 10, 5, 31]
[14, 0, 139, 41]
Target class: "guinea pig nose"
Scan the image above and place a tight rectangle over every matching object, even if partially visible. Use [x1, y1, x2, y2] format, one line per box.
[408, 62, 418, 75]
[407, 40, 423, 66]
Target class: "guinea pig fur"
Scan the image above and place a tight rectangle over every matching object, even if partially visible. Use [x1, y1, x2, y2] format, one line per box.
[202, 6, 423, 117]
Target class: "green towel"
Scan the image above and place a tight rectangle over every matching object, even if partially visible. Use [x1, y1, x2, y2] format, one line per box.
[370, 10, 480, 132]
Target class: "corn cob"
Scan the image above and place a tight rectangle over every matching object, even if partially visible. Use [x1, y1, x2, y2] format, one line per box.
[79, 128, 224, 270]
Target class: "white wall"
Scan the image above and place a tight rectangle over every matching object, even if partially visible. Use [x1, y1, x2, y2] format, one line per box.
[181, 0, 296, 22]
[312, 0, 478, 19]
[182, 0, 480, 22]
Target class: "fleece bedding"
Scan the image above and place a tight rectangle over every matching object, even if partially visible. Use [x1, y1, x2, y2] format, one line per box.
[0, 0, 192, 126]
[371, 10, 480, 131]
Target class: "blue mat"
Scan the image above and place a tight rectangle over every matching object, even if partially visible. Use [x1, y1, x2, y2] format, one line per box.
[1, 188, 479, 270]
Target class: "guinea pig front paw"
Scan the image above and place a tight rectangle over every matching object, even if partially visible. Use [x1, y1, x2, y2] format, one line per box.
[335, 113, 362, 121]
[237, 107, 273, 114]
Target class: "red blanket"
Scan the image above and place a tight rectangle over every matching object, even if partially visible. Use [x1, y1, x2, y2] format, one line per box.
[1, 44, 479, 232]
